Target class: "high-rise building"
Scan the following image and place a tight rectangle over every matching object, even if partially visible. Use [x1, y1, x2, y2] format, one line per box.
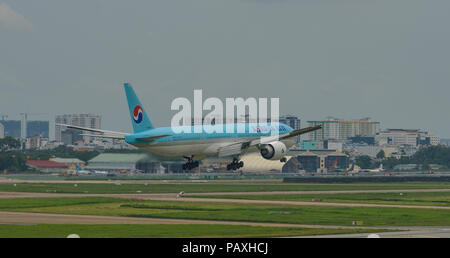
[55, 114, 101, 143]
[0, 120, 21, 138]
[0, 120, 49, 139]
[307, 117, 380, 141]
[0, 122, 4, 139]
[26, 121, 49, 138]
[279, 115, 301, 143]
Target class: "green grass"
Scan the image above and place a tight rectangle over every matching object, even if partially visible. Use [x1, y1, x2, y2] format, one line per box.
[190, 192, 450, 207]
[1, 181, 450, 194]
[0, 197, 127, 210]
[0, 224, 384, 238]
[3, 198, 450, 227]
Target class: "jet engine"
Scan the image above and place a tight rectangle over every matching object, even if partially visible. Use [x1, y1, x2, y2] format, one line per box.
[260, 141, 287, 160]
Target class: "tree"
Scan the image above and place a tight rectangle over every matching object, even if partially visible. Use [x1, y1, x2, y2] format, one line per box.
[355, 155, 373, 169]
[376, 150, 385, 160]
[0, 137, 21, 151]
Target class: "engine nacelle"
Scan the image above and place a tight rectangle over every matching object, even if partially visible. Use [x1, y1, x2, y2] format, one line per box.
[260, 141, 287, 160]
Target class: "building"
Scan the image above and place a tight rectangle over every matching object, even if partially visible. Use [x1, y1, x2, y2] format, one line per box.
[279, 115, 301, 144]
[0, 120, 49, 139]
[55, 114, 101, 143]
[24, 135, 48, 150]
[26, 160, 68, 173]
[307, 117, 380, 141]
[295, 151, 320, 172]
[324, 140, 344, 152]
[50, 158, 85, 170]
[375, 129, 439, 147]
[61, 129, 83, 145]
[0, 122, 4, 139]
[26, 121, 49, 138]
[348, 136, 376, 145]
[419, 132, 440, 146]
[0, 120, 21, 138]
[376, 129, 420, 146]
[289, 150, 350, 173]
[301, 141, 317, 150]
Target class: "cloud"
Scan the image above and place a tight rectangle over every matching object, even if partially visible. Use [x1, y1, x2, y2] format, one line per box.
[0, 3, 34, 31]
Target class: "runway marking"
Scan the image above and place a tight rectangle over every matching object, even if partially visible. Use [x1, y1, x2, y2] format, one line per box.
[0, 211, 390, 230]
[146, 196, 450, 210]
[3, 188, 450, 198]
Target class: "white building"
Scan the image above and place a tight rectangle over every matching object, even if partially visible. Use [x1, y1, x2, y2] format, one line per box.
[326, 140, 344, 152]
[0, 122, 4, 139]
[376, 129, 440, 147]
[24, 136, 48, 150]
[55, 114, 101, 142]
[307, 117, 380, 141]
[376, 129, 419, 146]
[420, 132, 440, 146]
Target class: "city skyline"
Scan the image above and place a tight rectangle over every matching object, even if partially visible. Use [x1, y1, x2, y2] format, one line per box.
[0, 113, 445, 142]
[1, 1, 449, 137]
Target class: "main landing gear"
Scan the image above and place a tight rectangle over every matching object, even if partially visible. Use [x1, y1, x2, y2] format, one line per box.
[182, 156, 199, 170]
[227, 158, 244, 171]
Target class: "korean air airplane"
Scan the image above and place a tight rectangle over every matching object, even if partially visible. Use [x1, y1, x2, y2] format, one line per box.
[57, 83, 321, 171]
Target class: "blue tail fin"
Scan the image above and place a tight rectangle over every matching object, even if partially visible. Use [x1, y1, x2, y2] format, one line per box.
[76, 165, 82, 171]
[124, 83, 154, 133]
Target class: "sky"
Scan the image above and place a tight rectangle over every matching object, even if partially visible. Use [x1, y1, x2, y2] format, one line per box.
[1, 0, 449, 139]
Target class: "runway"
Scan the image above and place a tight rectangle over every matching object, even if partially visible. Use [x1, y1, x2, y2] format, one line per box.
[1, 189, 450, 238]
[3, 187, 450, 197]
[2, 211, 450, 238]
[2, 190, 450, 210]
[0, 211, 382, 230]
[295, 227, 450, 238]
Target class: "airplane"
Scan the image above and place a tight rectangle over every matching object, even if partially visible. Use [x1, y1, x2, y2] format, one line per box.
[74, 165, 92, 175]
[364, 164, 384, 173]
[92, 170, 109, 175]
[57, 83, 322, 171]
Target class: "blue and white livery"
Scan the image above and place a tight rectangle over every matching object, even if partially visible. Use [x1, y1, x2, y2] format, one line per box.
[58, 83, 321, 170]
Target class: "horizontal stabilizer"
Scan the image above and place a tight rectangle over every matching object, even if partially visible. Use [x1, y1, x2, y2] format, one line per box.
[79, 134, 125, 140]
[56, 123, 128, 136]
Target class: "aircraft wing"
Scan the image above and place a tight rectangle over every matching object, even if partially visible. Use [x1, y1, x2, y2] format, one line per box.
[248, 125, 322, 146]
[279, 125, 322, 140]
[217, 125, 322, 158]
[57, 123, 128, 139]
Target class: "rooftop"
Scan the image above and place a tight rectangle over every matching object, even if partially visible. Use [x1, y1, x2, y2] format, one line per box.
[26, 160, 68, 168]
[50, 158, 85, 164]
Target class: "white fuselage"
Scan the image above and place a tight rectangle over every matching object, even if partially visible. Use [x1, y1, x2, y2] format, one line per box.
[132, 137, 296, 160]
